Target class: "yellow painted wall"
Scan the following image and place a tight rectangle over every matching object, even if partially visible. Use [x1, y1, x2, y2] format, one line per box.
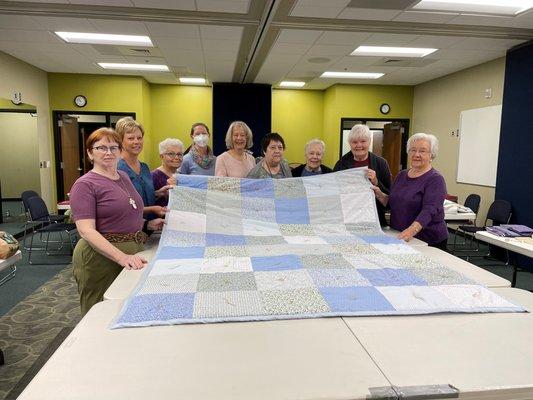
[0, 51, 54, 208]
[412, 57, 506, 223]
[322, 84, 414, 167]
[47, 73, 151, 163]
[272, 89, 324, 165]
[149, 84, 212, 166]
[0, 99, 36, 110]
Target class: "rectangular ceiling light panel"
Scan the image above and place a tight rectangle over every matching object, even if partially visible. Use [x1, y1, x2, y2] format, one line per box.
[98, 63, 169, 71]
[412, 0, 533, 15]
[279, 81, 306, 87]
[179, 77, 207, 84]
[56, 32, 153, 47]
[321, 71, 384, 79]
[352, 46, 438, 57]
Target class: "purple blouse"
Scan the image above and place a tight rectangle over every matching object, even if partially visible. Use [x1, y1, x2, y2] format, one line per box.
[151, 168, 171, 207]
[388, 168, 448, 245]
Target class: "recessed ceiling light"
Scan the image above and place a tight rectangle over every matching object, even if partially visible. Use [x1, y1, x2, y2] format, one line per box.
[56, 32, 153, 47]
[412, 0, 533, 15]
[320, 71, 384, 79]
[351, 46, 438, 58]
[97, 63, 169, 71]
[179, 77, 207, 84]
[279, 81, 306, 88]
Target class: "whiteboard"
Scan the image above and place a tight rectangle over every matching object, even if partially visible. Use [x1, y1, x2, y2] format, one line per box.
[457, 104, 502, 187]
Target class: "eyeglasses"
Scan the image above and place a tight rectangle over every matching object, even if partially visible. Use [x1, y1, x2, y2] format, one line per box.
[408, 149, 430, 155]
[93, 145, 120, 153]
[164, 152, 183, 158]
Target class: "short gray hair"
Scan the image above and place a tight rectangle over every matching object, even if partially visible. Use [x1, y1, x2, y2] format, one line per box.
[304, 139, 325, 155]
[407, 133, 439, 159]
[159, 138, 184, 155]
[225, 121, 253, 149]
[348, 124, 371, 143]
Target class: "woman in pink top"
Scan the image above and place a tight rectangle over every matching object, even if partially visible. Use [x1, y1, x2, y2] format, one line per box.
[215, 121, 256, 177]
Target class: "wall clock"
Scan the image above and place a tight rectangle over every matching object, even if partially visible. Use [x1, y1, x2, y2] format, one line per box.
[380, 103, 390, 114]
[74, 95, 87, 108]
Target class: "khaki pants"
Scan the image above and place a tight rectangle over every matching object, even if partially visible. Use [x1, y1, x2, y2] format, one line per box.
[73, 239, 144, 316]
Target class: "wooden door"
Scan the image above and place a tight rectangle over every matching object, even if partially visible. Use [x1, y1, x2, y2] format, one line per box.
[60, 116, 80, 198]
[382, 122, 403, 179]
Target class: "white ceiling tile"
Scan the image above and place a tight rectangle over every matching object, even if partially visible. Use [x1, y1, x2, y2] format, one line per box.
[290, 6, 344, 19]
[199, 25, 243, 40]
[152, 37, 202, 50]
[203, 51, 238, 62]
[122, 56, 167, 64]
[315, 31, 372, 45]
[0, 29, 63, 43]
[131, 0, 196, 10]
[9, 0, 67, 2]
[202, 39, 240, 52]
[145, 22, 200, 38]
[206, 61, 235, 82]
[142, 72, 180, 84]
[32, 16, 96, 32]
[407, 35, 465, 49]
[432, 48, 505, 60]
[511, 10, 533, 28]
[277, 29, 323, 44]
[70, 0, 134, 5]
[331, 56, 384, 68]
[197, 0, 250, 14]
[337, 8, 402, 21]
[393, 11, 458, 23]
[88, 19, 150, 35]
[0, 15, 47, 30]
[446, 14, 516, 27]
[271, 42, 313, 55]
[363, 33, 420, 46]
[306, 44, 355, 56]
[293, 0, 350, 7]
[449, 37, 526, 50]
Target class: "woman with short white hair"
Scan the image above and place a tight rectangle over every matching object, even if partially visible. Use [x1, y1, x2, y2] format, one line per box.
[215, 120, 256, 177]
[373, 133, 448, 249]
[292, 139, 333, 177]
[151, 138, 184, 207]
[334, 124, 392, 226]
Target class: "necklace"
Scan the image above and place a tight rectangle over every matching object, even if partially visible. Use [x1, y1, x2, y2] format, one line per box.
[115, 175, 137, 209]
[264, 160, 280, 178]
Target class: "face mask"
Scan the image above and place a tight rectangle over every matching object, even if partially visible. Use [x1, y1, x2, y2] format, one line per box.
[193, 134, 208, 147]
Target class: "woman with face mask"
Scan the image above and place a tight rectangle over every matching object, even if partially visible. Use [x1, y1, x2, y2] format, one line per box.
[179, 122, 216, 176]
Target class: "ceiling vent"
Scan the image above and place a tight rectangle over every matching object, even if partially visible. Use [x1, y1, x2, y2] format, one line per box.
[130, 48, 151, 55]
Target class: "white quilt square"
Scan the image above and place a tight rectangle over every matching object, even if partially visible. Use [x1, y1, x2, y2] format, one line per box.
[283, 235, 329, 245]
[151, 259, 204, 275]
[243, 219, 281, 236]
[378, 286, 454, 311]
[371, 243, 419, 255]
[166, 210, 206, 233]
[200, 257, 253, 273]
[435, 285, 524, 310]
[340, 192, 377, 224]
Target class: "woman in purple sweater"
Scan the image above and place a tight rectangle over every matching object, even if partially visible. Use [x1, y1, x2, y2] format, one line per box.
[373, 133, 448, 250]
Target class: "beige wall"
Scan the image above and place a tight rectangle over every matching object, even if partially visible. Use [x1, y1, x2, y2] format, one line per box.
[412, 57, 506, 223]
[0, 51, 54, 208]
[0, 112, 40, 197]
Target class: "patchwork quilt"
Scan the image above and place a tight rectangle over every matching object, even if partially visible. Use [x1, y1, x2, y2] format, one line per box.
[112, 169, 524, 328]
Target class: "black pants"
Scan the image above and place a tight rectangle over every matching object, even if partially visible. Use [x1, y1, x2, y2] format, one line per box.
[429, 238, 448, 252]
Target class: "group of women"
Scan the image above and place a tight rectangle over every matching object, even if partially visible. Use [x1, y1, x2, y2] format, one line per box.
[70, 117, 448, 315]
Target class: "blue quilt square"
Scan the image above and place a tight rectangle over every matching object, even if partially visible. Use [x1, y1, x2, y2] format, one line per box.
[357, 268, 427, 286]
[177, 175, 208, 190]
[275, 198, 310, 224]
[320, 286, 394, 312]
[158, 246, 205, 259]
[117, 293, 195, 323]
[361, 235, 403, 245]
[251, 255, 302, 271]
[240, 178, 275, 198]
[206, 233, 246, 246]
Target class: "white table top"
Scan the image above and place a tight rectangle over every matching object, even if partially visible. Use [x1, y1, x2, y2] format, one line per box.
[475, 231, 533, 258]
[343, 287, 533, 400]
[417, 246, 511, 288]
[444, 200, 477, 222]
[18, 301, 389, 400]
[382, 227, 428, 246]
[0, 250, 22, 271]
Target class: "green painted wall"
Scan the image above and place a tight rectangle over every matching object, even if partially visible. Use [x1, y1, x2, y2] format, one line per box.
[47, 73, 151, 163]
[149, 84, 212, 167]
[322, 84, 414, 167]
[272, 89, 324, 166]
